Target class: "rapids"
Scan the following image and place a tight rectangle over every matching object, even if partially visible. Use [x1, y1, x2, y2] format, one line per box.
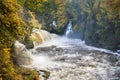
[27, 34, 120, 80]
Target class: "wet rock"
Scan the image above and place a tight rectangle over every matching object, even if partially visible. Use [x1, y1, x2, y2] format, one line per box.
[39, 69, 50, 80]
[24, 35, 34, 49]
[55, 48, 63, 52]
[51, 45, 56, 48]
[36, 46, 63, 53]
[25, 40, 34, 49]
[13, 41, 33, 65]
[36, 46, 53, 52]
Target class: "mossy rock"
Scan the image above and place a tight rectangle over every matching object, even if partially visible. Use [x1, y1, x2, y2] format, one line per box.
[39, 70, 50, 80]
[15, 66, 39, 80]
[24, 35, 34, 49]
[25, 40, 34, 49]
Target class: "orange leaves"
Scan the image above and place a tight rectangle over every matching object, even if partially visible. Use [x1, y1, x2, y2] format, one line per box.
[0, 74, 2, 80]
[105, 0, 120, 20]
[3, 48, 11, 52]
[105, 0, 120, 9]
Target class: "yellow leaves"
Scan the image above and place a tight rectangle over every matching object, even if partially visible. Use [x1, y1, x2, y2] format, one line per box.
[0, 49, 17, 79]
[105, 0, 120, 20]
[3, 48, 11, 51]
[0, 14, 4, 19]
[0, 0, 28, 45]
[1, 48, 10, 62]
[0, 74, 2, 80]
[55, 0, 64, 4]
[44, 0, 48, 2]
[57, 16, 67, 28]
[28, 11, 42, 28]
[0, 0, 39, 79]
[55, 3, 67, 28]
[2, 0, 19, 13]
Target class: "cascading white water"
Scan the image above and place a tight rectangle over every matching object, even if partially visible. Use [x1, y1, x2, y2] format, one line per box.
[29, 35, 120, 80]
[13, 29, 52, 66]
[30, 29, 51, 46]
[52, 20, 57, 27]
[33, 32, 120, 80]
[14, 29, 120, 80]
[65, 21, 73, 37]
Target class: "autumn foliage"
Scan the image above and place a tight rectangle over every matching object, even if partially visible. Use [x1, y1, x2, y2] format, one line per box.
[0, 0, 38, 80]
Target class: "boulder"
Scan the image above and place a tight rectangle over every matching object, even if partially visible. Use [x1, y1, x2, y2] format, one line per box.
[39, 69, 50, 80]
[24, 35, 34, 49]
[13, 41, 33, 65]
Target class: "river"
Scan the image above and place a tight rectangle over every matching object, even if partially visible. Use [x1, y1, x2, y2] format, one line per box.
[27, 34, 120, 80]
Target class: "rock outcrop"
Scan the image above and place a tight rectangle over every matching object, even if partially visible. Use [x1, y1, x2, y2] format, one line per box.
[13, 41, 33, 65]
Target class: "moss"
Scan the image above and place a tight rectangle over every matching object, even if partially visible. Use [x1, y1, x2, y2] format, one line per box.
[23, 35, 34, 49]
[15, 66, 39, 80]
[0, 48, 39, 80]
[0, 1, 39, 80]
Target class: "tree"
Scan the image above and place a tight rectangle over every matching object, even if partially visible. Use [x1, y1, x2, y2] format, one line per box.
[0, 0, 27, 48]
[0, 0, 28, 79]
[104, 0, 120, 50]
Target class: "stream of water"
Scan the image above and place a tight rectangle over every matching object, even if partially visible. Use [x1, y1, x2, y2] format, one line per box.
[27, 34, 120, 80]
[21, 23, 120, 80]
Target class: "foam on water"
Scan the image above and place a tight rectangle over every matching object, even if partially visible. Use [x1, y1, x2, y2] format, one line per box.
[85, 44, 120, 56]
[27, 33, 120, 80]
[34, 34, 120, 56]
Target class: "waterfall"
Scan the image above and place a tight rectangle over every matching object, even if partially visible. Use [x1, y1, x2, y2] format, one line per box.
[28, 35, 120, 80]
[17, 28, 120, 80]
[65, 21, 73, 37]
[52, 20, 57, 27]
[13, 33, 52, 66]
[30, 29, 51, 46]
